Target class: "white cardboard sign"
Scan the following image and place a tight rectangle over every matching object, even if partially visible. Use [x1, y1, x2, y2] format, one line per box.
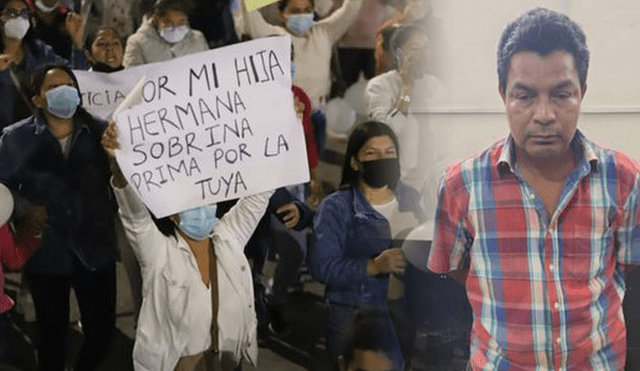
[109, 37, 308, 218]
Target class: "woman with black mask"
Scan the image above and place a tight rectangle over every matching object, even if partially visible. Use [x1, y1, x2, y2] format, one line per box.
[311, 120, 425, 370]
[84, 26, 124, 72]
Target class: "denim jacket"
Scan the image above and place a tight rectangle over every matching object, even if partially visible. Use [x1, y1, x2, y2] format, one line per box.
[0, 113, 116, 275]
[312, 181, 425, 307]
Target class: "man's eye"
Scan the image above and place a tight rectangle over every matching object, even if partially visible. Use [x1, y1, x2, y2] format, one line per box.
[553, 91, 571, 99]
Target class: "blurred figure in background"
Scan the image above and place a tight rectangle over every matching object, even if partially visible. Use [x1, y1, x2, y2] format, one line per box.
[366, 24, 445, 189]
[236, 0, 363, 154]
[0, 183, 39, 367]
[84, 25, 124, 72]
[31, 0, 84, 60]
[335, 0, 392, 89]
[190, 0, 239, 48]
[0, 0, 87, 131]
[123, 0, 208, 67]
[312, 121, 425, 370]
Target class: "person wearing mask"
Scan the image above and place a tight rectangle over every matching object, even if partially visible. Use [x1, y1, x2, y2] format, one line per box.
[365, 24, 446, 189]
[0, 0, 86, 131]
[31, 0, 82, 60]
[311, 120, 425, 370]
[236, 0, 363, 154]
[101, 122, 272, 371]
[0, 64, 117, 371]
[84, 26, 124, 72]
[0, 183, 39, 366]
[123, 0, 208, 67]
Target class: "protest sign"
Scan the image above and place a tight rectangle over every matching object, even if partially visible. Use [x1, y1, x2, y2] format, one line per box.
[245, 0, 278, 11]
[113, 36, 309, 218]
[75, 65, 150, 120]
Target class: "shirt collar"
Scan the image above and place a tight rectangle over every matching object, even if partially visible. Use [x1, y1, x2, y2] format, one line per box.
[497, 129, 598, 175]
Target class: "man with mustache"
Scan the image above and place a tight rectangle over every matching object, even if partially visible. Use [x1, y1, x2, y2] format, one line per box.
[428, 8, 639, 371]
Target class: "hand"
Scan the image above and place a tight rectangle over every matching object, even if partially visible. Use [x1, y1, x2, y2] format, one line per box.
[276, 202, 300, 229]
[15, 205, 48, 238]
[294, 96, 305, 118]
[371, 248, 406, 275]
[65, 12, 85, 50]
[101, 122, 120, 158]
[0, 54, 13, 72]
[101, 122, 127, 188]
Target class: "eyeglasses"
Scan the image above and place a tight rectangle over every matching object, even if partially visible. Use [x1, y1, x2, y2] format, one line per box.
[2, 9, 31, 19]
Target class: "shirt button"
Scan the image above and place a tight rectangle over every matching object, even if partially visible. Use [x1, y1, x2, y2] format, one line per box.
[556, 337, 562, 344]
[528, 193, 536, 200]
[241, 266, 246, 271]
[554, 302, 560, 310]
[549, 264, 554, 272]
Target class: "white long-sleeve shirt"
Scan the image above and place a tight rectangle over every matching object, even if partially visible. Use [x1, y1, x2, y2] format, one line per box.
[237, 0, 363, 109]
[365, 70, 447, 188]
[114, 183, 272, 371]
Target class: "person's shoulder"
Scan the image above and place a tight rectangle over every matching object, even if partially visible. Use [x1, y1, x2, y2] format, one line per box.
[2, 116, 36, 137]
[587, 138, 640, 185]
[442, 137, 508, 190]
[366, 70, 399, 91]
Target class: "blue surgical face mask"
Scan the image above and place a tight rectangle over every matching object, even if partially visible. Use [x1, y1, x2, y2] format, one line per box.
[286, 13, 313, 37]
[290, 61, 296, 78]
[45, 85, 80, 118]
[159, 24, 189, 44]
[177, 204, 219, 240]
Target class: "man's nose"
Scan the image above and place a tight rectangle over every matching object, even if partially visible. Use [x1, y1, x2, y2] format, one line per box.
[532, 96, 556, 125]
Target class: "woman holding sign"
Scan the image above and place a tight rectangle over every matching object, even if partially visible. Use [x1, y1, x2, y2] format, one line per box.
[311, 121, 425, 370]
[102, 122, 272, 371]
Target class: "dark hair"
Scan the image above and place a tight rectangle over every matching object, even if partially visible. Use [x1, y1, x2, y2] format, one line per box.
[497, 7, 589, 93]
[153, 0, 195, 17]
[341, 308, 401, 369]
[84, 26, 125, 54]
[0, 0, 41, 58]
[389, 23, 426, 69]
[151, 213, 177, 238]
[277, 0, 315, 13]
[340, 121, 400, 187]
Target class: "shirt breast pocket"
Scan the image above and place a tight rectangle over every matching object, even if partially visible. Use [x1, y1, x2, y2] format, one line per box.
[160, 269, 190, 326]
[562, 207, 616, 281]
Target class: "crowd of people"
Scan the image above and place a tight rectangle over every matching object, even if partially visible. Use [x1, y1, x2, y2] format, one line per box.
[0, 0, 639, 371]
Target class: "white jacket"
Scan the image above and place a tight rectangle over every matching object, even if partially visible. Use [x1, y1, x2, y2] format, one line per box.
[114, 184, 272, 371]
[123, 17, 209, 67]
[365, 70, 448, 188]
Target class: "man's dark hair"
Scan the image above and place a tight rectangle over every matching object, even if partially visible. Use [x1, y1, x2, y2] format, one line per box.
[153, 0, 195, 17]
[497, 7, 589, 93]
[341, 308, 401, 369]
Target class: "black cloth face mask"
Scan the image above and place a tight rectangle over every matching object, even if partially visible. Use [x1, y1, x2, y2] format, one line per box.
[91, 62, 124, 73]
[359, 158, 401, 189]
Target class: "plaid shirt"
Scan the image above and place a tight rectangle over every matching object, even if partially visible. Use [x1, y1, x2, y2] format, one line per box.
[428, 130, 640, 371]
